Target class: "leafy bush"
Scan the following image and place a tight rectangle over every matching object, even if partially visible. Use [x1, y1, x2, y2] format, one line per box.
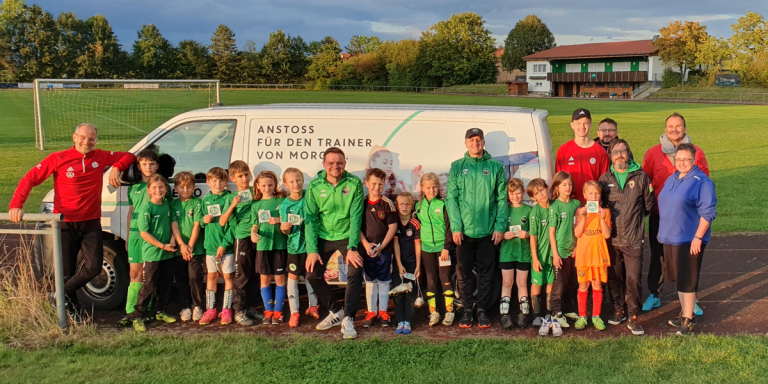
[662, 69, 682, 88]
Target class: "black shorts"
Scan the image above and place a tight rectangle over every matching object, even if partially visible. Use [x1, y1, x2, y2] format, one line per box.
[499, 261, 531, 271]
[664, 243, 706, 293]
[287, 253, 307, 277]
[256, 249, 287, 276]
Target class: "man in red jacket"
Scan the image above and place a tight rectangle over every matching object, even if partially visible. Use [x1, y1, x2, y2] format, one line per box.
[9, 123, 136, 318]
[641, 112, 709, 313]
[555, 108, 610, 205]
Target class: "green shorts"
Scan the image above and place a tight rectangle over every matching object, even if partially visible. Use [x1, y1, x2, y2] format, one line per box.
[127, 236, 143, 264]
[531, 263, 554, 286]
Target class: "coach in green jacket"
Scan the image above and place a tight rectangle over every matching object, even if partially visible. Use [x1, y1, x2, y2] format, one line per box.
[446, 128, 508, 329]
[305, 147, 365, 339]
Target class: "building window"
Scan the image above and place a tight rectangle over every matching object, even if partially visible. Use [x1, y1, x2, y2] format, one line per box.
[533, 64, 547, 73]
[620, 82, 631, 88]
[596, 82, 605, 87]
[583, 83, 594, 88]
[588, 63, 605, 72]
[566, 63, 581, 73]
[608, 82, 618, 88]
[613, 62, 630, 71]
[639, 62, 649, 71]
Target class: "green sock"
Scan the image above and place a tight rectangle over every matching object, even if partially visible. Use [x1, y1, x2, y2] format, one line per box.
[126, 282, 141, 314]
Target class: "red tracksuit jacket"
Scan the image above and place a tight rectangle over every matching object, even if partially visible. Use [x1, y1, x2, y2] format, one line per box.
[10, 147, 136, 222]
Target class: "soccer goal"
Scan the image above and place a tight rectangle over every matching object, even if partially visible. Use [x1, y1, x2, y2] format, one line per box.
[32, 79, 220, 150]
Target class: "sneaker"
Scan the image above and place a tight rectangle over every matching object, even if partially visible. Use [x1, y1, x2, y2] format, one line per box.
[574, 316, 588, 330]
[592, 316, 606, 331]
[564, 312, 579, 320]
[608, 310, 627, 325]
[676, 316, 696, 335]
[132, 318, 146, 332]
[442, 312, 455, 327]
[694, 300, 704, 316]
[668, 312, 683, 327]
[117, 316, 131, 328]
[289, 312, 300, 328]
[317, 310, 344, 330]
[551, 318, 563, 337]
[272, 313, 284, 325]
[363, 311, 378, 328]
[180, 308, 192, 322]
[235, 311, 255, 327]
[500, 314, 514, 329]
[193, 307, 204, 322]
[396, 322, 405, 334]
[379, 311, 391, 327]
[262, 310, 274, 325]
[516, 313, 529, 328]
[627, 317, 644, 335]
[219, 309, 233, 325]
[429, 311, 441, 326]
[402, 321, 412, 335]
[341, 316, 357, 339]
[532, 316, 543, 327]
[459, 311, 473, 329]
[245, 308, 265, 322]
[538, 315, 552, 336]
[199, 309, 217, 326]
[642, 294, 661, 311]
[477, 310, 491, 329]
[156, 311, 177, 324]
[554, 313, 570, 328]
[305, 305, 320, 319]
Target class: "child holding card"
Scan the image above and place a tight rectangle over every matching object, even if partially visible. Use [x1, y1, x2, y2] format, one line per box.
[250, 171, 289, 325]
[499, 178, 532, 329]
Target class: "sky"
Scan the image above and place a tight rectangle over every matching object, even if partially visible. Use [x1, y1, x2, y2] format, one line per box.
[29, 0, 768, 51]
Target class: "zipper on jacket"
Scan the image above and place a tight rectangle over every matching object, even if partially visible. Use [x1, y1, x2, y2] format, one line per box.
[81, 154, 86, 173]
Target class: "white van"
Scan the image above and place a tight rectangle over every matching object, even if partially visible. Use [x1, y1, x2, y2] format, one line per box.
[36, 103, 553, 309]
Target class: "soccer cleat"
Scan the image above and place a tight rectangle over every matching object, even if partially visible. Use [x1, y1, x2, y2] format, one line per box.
[642, 294, 661, 311]
[199, 309, 217, 326]
[676, 317, 696, 335]
[289, 312, 300, 328]
[694, 300, 704, 316]
[363, 311, 378, 328]
[627, 317, 644, 336]
[532, 316, 543, 327]
[272, 313, 284, 325]
[193, 307, 204, 322]
[551, 318, 563, 337]
[516, 313, 529, 328]
[538, 315, 552, 336]
[180, 308, 192, 322]
[305, 305, 320, 319]
[341, 316, 357, 339]
[592, 316, 606, 331]
[668, 312, 683, 327]
[156, 312, 177, 324]
[402, 321, 412, 335]
[429, 311, 441, 326]
[245, 308, 265, 322]
[396, 322, 405, 334]
[608, 310, 627, 325]
[477, 310, 491, 329]
[554, 313, 570, 328]
[219, 309, 233, 325]
[379, 311, 391, 327]
[564, 312, 579, 320]
[500, 314, 514, 329]
[262, 310, 274, 325]
[235, 311, 255, 327]
[132, 318, 146, 332]
[442, 312, 455, 327]
[317, 310, 344, 330]
[575, 316, 588, 330]
[117, 316, 131, 328]
[388, 282, 413, 296]
[459, 311, 473, 329]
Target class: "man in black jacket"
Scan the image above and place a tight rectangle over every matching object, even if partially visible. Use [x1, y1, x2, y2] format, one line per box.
[598, 139, 654, 335]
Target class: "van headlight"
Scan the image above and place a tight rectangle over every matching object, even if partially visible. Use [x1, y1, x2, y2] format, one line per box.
[40, 202, 54, 214]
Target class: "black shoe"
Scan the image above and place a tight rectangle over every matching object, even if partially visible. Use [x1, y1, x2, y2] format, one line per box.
[627, 316, 644, 336]
[245, 308, 265, 322]
[117, 316, 131, 328]
[500, 314, 514, 329]
[516, 313, 529, 328]
[477, 310, 491, 329]
[459, 311, 473, 328]
[607, 310, 627, 325]
[676, 316, 696, 335]
[668, 312, 683, 327]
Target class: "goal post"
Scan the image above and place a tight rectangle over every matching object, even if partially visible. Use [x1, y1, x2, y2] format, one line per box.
[32, 79, 220, 150]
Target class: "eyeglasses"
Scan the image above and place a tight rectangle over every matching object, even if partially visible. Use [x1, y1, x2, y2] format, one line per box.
[599, 129, 617, 133]
[611, 149, 628, 156]
[674, 158, 693, 164]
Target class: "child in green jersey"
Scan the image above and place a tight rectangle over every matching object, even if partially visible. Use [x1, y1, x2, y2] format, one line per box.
[128, 174, 184, 332]
[251, 171, 289, 325]
[547, 171, 581, 335]
[499, 178, 532, 329]
[527, 178, 553, 331]
[280, 168, 319, 328]
[170, 171, 205, 323]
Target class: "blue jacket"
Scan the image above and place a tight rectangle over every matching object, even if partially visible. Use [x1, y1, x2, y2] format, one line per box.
[657, 166, 717, 245]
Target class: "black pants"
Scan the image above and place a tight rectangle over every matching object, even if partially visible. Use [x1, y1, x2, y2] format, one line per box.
[456, 235, 496, 312]
[647, 213, 665, 296]
[422, 251, 453, 295]
[232, 238, 255, 313]
[550, 256, 576, 315]
[392, 262, 417, 324]
[664, 243, 706, 293]
[60, 219, 103, 306]
[607, 244, 643, 318]
[134, 258, 174, 316]
[305, 239, 364, 318]
[174, 255, 205, 309]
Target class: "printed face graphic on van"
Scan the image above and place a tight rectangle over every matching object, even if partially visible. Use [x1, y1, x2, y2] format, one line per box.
[369, 150, 393, 175]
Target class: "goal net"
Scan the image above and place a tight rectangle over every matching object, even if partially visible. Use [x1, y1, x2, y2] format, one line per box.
[32, 79, 219, 150]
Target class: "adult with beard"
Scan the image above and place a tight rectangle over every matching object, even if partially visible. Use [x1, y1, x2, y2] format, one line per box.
[595, 118, 633, 160]
[9, 123, 136, 320]
[641, 113, 709, 314]
[599, 139, 654, 335]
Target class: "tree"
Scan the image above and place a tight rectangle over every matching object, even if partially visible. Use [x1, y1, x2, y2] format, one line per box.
[242, 39, 257, 54]
[378, 39, 419, 86]
[260, 29, 310, 83]
[0, 0, 26, 81]
[210, 24, 237, 83]
[14, 5, 58, 81]
[748, 49, 768, 87]
[177, 40, 212, 79]
[77, 14, 123, 78]
[307, 36, 341, 81]
[345, 35, 381, 55]
[695, 36, 732, 85]
[131, 24, 176, 79]
[501, 15, 555, 72]
[415, 12, 497, 86]
[54, 11, 89, 78]
[729, 12, 768, 85]
[653, 21, 709, 85]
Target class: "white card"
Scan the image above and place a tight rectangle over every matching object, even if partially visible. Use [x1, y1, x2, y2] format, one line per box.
[509, 225, 521, 234]
[258, 209, 271, 223]
[287, 213, 302, 226]
[587, 201, 600, 214]
[207, 204, 221, 217]
[238, 189, 252, 203]
[439, 257, 451, 267]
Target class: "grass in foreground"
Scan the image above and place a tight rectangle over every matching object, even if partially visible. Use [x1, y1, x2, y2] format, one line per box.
[1, 333, 768, 383]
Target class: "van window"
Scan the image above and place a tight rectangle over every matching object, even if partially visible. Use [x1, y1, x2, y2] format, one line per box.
[146, 120, 236, 181]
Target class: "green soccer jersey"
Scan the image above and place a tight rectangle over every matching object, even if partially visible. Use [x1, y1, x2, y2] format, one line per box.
[251, 197, 287, 251]
[529, 203, 553, 265]
[170, 197, 205, 257]
[128, 182, 148, 234]
[548, 198, 581, 258]
[138, 200, 177, 262]
[222, 190, 254, 240]
[201, 191, 235, 255]
[499, 204, 532, 263]
[279, 192, 307, 255]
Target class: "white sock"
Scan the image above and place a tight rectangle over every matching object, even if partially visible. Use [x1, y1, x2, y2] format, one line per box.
[287, 278, 300, 314]
[377, 281, 390, 312]
[365, 281, 378, 312]
[305, 279, 318, 308]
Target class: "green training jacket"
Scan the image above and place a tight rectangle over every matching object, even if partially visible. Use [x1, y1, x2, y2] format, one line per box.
[201, 190, 235, 255]
[304, 170, 364, 254]
[415, 197, 452, 253]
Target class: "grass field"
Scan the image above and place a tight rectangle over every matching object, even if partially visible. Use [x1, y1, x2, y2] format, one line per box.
[2, 89, 766, 233]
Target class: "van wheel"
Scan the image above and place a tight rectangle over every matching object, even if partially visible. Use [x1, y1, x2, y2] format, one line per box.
[76, 239, 129, 310]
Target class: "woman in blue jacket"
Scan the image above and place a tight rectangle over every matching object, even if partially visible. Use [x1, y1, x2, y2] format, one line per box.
[658, 143, 717, 336]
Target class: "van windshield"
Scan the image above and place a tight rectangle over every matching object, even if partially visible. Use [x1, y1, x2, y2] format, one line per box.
[147, 120, 236, 181]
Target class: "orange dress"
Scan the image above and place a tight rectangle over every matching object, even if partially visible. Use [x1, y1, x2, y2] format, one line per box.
[574, 211, 612, 283]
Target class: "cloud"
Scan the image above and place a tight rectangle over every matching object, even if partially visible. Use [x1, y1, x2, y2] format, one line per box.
[366, 21, 422, 37]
